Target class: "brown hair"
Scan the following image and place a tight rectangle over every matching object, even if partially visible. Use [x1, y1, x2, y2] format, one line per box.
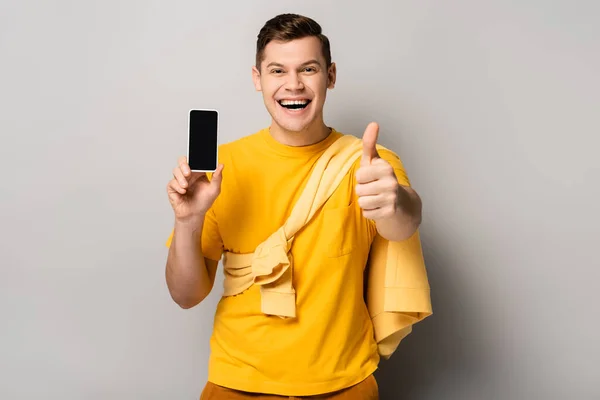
[255, 13, 332, 70]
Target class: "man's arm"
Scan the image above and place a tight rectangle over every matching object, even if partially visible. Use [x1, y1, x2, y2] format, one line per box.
[165, 156, 224, 309]
[165, 218, 219, 309]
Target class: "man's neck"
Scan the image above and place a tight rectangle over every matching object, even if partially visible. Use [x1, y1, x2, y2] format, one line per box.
[269, 120, 332, 147]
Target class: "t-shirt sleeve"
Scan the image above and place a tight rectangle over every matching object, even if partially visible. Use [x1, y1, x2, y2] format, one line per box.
[377, 146, 411, 187]
[200, 205, 224, 261]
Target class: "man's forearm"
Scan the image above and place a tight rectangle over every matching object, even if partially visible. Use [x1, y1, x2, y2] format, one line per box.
[375, 185, 422, 242]
[165, 217, 212, 308]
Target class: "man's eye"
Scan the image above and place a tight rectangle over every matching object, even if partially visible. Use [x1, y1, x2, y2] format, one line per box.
[304, 67, 316, 72]
[271, 69, 283, 74]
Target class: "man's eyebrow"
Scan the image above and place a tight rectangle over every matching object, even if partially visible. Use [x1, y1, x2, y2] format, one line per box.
[299, 59, 322, 67]
[265, 60, 323, 69]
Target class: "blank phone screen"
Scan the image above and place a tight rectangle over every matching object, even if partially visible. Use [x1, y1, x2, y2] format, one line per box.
[188, 109, 218, 171]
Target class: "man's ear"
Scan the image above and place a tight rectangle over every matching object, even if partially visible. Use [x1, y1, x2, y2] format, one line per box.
[327, 62, 337, 89]
[252, 65, 262, 91]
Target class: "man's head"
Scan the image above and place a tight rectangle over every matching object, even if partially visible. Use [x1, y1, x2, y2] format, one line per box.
[252, 13, 336, 134]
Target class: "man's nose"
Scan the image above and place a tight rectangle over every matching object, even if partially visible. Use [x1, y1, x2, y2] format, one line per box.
[284, 72, 304, 91]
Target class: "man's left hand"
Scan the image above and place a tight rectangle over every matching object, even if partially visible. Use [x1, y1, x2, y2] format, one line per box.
[355, 122, 402, 221]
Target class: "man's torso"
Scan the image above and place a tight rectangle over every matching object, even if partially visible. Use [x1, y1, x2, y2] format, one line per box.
[200, 127, 389, 396]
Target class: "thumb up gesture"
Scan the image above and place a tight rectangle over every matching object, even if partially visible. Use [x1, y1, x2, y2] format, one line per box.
[355, 122, 401, 221]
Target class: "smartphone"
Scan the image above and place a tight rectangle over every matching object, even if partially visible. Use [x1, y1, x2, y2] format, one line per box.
[187, 109, 218, 172]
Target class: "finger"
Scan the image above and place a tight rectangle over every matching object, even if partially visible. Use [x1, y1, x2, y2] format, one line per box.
[167, 178, 186, 195]
[357, 193, 384, 211]
[178, 156, 191, 178]
[355, 166, 377, 184]
[356, 162, 393, 184]
[361, 207, 389, 221]
[210, 164, 224, 190]
[355, 180, 389, 197]
[361, 122, 380, 166]
[187, 171, 206, 189]
[173, 167, 188, 188]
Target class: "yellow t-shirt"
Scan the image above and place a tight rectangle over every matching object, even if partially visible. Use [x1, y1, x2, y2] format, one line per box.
[168, 127, 411, 396]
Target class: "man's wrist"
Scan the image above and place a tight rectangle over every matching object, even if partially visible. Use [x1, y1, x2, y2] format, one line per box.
[174, 214, 206, 235]
[396, 185, 422, 226]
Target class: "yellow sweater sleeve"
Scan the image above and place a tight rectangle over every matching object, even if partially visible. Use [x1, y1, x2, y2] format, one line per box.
[366, 230, 432, 358]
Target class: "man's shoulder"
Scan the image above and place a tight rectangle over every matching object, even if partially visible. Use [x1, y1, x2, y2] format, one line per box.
[332, 129, 401, 168]
[218, 127, 267, 153]
[332, 129, 398, 154]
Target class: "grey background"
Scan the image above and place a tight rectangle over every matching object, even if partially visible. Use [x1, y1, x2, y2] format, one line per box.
[1, 0, 598, 399]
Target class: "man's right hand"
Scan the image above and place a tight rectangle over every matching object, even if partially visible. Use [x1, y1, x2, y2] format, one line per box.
[167, 156, 224, 223]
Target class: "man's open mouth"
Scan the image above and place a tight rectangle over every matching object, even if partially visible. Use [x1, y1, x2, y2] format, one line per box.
[278, 99, 312, 110]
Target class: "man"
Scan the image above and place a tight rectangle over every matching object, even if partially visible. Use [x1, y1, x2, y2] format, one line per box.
[165, 13, 424, 399]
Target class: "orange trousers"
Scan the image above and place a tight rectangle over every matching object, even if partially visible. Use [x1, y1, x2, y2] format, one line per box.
[199, 375, 379, 399]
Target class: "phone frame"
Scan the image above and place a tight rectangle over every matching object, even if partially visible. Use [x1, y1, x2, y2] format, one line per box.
[187, 108, 219, 173]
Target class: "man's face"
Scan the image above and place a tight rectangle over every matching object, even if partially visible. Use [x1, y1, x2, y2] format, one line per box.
[252, 36, 336, 133]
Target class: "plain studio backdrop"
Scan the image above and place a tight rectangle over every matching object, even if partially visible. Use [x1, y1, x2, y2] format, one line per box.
[1, 1, 598, 399]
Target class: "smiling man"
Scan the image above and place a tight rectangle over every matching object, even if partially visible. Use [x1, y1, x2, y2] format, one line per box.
[165, 13, 424, 400]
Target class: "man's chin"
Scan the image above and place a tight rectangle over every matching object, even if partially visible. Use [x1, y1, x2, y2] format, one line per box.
[278, 122, 311, 134]
[273, 115, 312, 133]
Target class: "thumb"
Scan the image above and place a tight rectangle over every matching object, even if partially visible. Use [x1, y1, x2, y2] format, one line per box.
[210, 164, 224, 189]
[361, 122, 380, 165]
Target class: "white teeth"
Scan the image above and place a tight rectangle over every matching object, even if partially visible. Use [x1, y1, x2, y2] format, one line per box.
[280, 100, 309, 105]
